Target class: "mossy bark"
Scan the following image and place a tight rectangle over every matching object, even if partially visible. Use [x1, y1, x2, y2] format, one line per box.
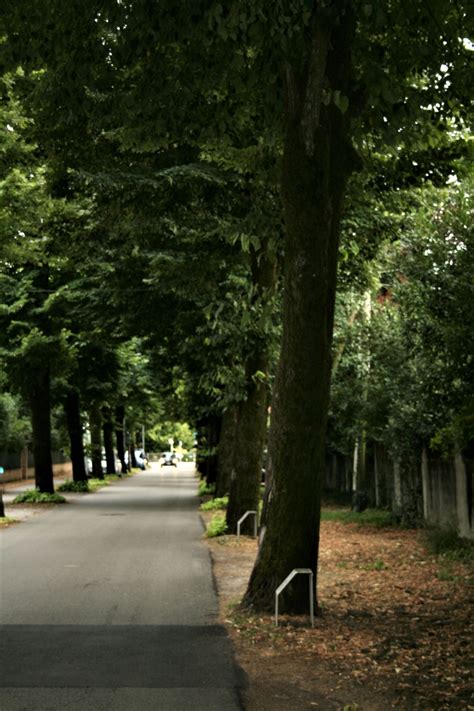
[243, 8, 356, 612]
[65, 389, 87, 482]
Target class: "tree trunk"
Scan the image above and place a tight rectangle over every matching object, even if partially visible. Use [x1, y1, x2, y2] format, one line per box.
[198, 415, 221, 485]
[421, 446, 430, 523]
[115, 405, 128, 473]
[129, 432, 137, 468]
[244, 7, 356, 612]
[89, 402, 103, 479]
[226, 355, 269, 535]
[226, 239, 276, 534]
[393, 460, 402, 515]
[102, 407, 116, 475]
[216, 404, 239, 497]
[64, 389, 87, 482]
[0, 492, 5, 518]
[455, 448, 473, 540]
[30, 365, 55, 493]
[374, 444, 381, 508]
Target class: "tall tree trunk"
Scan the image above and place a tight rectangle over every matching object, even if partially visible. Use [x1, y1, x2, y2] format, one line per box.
[244, 7, 356, 612]
[216, 404, 239, 497]
[30, 365, 55, 493]
[200, 415, 221, 486]
[89, 402, 103, 480]
[421, 446, 430, 523]
[393, 461, 402, 515]
[115, 405, 128, 473]
[129, 432, 137, 468]
[64, 389, 87, 482]
[226, 236, 277, 534]
[455, 447, 473, 540]
[102, 406, 116, 475]
[226, 355, 269, 535]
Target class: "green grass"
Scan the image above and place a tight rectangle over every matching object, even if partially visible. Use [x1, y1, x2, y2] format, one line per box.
[424, 526, 474, 563]
[200, 496, 228, 511]
[57, 480, 89, 493]
[0, 517, 16, 525]
[361, 559, 387, 571]
[13, 489, 66, 504]
[321, 507, 394, 527]
[205, 512, 228, 538]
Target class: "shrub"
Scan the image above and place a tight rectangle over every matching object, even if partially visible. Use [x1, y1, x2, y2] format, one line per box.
[198, 480, 216, 497]
[200, 496, 228, 511]
[206, 512, 228, 538]
[57, 480, 89, 493]
[13, 489, 66, 504]
[424, 527, 474, 563]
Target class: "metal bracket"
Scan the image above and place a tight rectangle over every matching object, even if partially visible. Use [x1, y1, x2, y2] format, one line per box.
[275, 568, 314, 627]
[237, 510, 258, 538]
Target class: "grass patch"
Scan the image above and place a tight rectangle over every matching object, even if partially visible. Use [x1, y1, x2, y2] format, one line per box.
[436, 565, 462, 582]
[361, 559, 387, 571]
[13, 489, 66, 504]
[206, 512, 228, 538]
[57, 480, 89, 493]
[198, 480, 216, 497]
[321, 508, 394, 527]
[87, 477, 113, 491]
[0, 517, 16, 526]
[424, 527, 474, 563]
[200, 496, 228, 511]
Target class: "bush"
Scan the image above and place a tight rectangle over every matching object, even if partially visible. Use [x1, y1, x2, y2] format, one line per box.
[424, 527, 474, 563]
[13, 489, 66, 504]
[57, 480, 89, 493]
[206, 512, 228, 538]
[200, 496, 228, 511]
[198, 480, 216, 497]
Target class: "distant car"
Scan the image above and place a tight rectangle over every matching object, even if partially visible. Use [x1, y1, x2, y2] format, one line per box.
[124, 450, 148, 470]
[85, 454, 122, 477]
[161, 451, 178, 467]
[134, 450, 148, 470]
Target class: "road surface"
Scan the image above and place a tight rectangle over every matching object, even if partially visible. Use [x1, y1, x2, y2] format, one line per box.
[0, 463, 244, 710]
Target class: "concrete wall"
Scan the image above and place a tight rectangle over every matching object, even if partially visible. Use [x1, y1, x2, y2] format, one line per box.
[325, 444, 474, 539]
[0, 448, 72, 484]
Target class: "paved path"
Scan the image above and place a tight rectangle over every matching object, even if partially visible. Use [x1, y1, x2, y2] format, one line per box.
[0, 464, 244, 710]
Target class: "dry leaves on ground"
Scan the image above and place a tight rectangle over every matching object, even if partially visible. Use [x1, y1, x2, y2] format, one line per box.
[207, 517, 473, 711]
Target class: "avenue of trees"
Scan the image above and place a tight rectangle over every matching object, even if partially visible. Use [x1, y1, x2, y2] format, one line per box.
[1, 2, 472, 612]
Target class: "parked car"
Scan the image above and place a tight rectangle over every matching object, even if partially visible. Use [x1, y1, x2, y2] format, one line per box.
[123, 450, 148, 470]
[85, 452, 122, 477]
[161, 451, 178, 467]
[134, 450, 148, 470]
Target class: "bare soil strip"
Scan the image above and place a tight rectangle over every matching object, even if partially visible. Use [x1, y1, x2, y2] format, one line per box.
[206, 518, 473, 711]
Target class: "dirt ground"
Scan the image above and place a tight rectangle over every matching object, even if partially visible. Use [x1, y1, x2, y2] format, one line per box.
[205, 516, 473, 711]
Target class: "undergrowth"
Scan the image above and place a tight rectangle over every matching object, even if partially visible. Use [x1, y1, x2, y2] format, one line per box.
[321, 508, 394, 527]
[57, 480, 89, 493]
[424, 526, 474, 563]
[198, 481, 216, 497]
[201, 496, 228, 511]
[13, 490, 66, 504]
[206, 512, 227, 538]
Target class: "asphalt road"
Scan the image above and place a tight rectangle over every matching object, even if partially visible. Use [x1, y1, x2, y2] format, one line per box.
[0, 463, 245, 710]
